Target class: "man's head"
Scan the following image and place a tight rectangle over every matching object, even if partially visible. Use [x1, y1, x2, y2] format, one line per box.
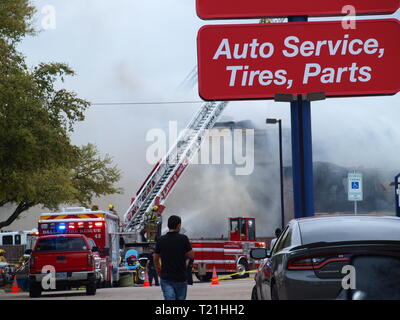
[167, 215, 181, 232]
[275, 228, 282, 238]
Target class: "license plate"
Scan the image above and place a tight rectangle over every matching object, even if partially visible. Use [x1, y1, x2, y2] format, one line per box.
[56, 272, 68, 279]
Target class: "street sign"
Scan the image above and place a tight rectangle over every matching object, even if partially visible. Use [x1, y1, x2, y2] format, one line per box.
[196, 0, 400, 19]
[197, 20, 400, 101]
[348, 172, 363, 202]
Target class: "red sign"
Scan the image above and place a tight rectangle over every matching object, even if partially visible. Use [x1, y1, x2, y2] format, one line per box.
[197, 20, 400, 100]
[196, 0, 400, 19]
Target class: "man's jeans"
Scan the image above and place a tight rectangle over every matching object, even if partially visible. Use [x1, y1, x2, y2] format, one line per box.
[160, 278, 188, 300]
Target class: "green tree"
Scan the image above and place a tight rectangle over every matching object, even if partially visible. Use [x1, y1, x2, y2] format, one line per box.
[0, 0, 122, 228]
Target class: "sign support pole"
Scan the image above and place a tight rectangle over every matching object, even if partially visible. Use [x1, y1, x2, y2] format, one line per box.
[290, 94, 315, 218]
[288, 16, 314, 219]
[395, 173, 400, 217]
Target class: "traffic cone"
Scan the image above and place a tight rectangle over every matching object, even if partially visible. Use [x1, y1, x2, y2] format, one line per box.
[211, 266, 220, 285]
[143, 269, 150, 287]
[11, 275, 20, 294]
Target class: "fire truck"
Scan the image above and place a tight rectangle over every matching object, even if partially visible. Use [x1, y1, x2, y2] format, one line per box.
[37, 207, 120, 286]
[192, 217, 265, 281]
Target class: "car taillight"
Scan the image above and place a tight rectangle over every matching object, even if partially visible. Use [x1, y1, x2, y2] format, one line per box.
[288, 254, 350, 270]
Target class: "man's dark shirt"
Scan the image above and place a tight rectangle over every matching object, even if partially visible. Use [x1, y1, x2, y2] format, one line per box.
[155, 232, 192, 282]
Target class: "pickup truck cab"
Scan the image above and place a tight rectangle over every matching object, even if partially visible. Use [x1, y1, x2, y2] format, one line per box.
[29, 234, 99, 297]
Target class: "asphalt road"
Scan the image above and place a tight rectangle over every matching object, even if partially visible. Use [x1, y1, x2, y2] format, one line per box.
[0, 277, 254, 300]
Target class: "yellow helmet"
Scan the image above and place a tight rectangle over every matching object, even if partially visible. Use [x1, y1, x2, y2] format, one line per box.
[0, 249, 5, 254]
[151, 205, 159, 212]
[108, 204, 114, 210]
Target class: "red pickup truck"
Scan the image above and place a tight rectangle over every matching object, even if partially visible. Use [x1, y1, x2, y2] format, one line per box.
[28, 234, 99, 297]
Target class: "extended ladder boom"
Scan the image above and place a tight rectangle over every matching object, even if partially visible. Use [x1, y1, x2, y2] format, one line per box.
[123, 101, 229, 234]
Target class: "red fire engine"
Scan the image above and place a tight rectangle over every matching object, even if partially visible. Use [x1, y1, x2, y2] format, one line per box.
[37, 207, 120, 286]
[192, 217, 265, 281]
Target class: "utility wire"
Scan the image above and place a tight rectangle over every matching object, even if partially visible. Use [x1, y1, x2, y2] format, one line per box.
[92, 100, 204, 106]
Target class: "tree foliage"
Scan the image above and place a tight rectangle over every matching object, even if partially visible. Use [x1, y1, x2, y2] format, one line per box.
[0, 0, 122, 229]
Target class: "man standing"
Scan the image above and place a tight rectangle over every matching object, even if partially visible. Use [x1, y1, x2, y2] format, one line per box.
[140, 247, 159, 286]
[270, 228, 282, 250]
[154, 215, 194, 300]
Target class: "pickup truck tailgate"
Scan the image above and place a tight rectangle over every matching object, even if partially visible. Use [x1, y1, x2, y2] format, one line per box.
[32, 251, 91, 272]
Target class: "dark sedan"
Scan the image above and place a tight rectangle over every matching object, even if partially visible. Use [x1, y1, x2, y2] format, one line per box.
[251, 215, 400, 300]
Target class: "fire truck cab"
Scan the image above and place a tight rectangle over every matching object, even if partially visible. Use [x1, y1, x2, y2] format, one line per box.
[37, 207, 120, 287]
[229, 217, 256, 242]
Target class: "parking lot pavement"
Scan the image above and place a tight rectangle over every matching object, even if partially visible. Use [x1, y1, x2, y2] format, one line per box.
[0, 278, 254, 300]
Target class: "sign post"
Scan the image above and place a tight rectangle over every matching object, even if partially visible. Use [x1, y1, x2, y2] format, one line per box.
[348, 172, 363, 214]
[395, 173, 400, 217]
[288, 15, 315, 219]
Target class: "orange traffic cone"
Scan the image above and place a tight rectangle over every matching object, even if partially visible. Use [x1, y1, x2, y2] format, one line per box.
[211, 266, 220, 285]
[143, 269, 150, 287]
[11, 275, 20, 294]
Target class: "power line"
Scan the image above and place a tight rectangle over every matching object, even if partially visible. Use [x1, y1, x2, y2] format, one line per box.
[92, 100, 204, 106]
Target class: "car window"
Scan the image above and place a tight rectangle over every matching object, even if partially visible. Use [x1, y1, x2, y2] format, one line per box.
[248, 219, 255, 240]
[87, 238, 96, 249]
[271, 226, 288, 254]
[14, 234, 21, 245]
[36, 237, 88, 252]
[2, 235, 13, 245]
[280, 228, 292, 249]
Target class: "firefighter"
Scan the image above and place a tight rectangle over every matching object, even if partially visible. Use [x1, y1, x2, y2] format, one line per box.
[108, 204, 116, 214]
[144, 206, 159, 242]
[0, 249, 7, 263]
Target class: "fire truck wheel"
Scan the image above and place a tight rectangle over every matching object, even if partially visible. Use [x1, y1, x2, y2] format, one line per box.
[86, 278, 97, 295]
[195, 273, 212, 282]
[232, 259, 249, 279]
[29, 282, 42, 298]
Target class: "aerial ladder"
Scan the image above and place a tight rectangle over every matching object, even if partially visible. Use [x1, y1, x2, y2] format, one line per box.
[122, 17, 288, 243]
[122, 100, 229, 241]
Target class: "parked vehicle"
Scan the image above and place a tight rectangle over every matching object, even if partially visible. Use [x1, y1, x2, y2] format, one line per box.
[250, 215, 400, 300]
[192, 217, 265, 281]
[37, 207, 120, 287]
[28, 234, 99, 297]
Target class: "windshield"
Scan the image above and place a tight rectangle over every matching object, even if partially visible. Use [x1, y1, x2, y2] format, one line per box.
[35, 237, 88, 252]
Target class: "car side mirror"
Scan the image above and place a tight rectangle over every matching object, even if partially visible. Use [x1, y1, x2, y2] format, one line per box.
[250, 248, 270, 259]
[92, 246, 100, 253]
[24, 249, 32, 255]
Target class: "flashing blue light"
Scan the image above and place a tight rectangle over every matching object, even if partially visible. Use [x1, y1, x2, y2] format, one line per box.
[58, 224, 66, 230]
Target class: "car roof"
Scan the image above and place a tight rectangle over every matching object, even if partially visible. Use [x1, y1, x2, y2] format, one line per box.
[293, 215, 400, 244]
[38, 234, 86, 239]
[295, 214, 400, 223]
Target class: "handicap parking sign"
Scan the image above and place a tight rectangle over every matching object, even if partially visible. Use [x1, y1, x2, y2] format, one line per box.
[348, 172, 363, 201]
